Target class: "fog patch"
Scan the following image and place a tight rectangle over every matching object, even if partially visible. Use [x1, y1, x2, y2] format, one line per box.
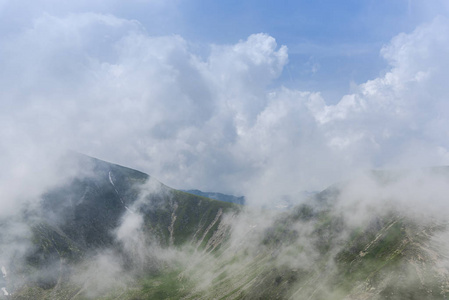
[333, 168, 449, 229]
[72, 250, 132, 299]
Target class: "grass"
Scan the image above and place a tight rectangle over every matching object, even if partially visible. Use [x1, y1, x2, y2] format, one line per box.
[138, 269, 192, 299]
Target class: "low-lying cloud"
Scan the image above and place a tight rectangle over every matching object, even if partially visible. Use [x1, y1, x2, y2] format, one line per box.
[1, 1, 449, 298]
[1, 9, 449, 208]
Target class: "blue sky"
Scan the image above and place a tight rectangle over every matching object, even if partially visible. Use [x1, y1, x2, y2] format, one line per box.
[0, 0, 443, 101]
[1, 0, 449, 204]
[113, 0, 446, 100]
[0, 0, 441, 100]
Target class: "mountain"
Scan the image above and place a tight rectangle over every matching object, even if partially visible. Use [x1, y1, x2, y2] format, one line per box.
[0, 154, 238, 299]
[182, 189, 245, 205]
[2, 156, 449, 299]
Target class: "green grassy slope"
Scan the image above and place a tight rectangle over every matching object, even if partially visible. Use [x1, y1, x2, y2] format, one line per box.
[7, 160, 449, 299]
[7, 154, 239, 299]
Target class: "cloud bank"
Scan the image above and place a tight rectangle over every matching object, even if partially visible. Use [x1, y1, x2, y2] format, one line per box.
[1, 7, 449, 205]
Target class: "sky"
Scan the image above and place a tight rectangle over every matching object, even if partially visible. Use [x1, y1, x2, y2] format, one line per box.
[1, 0, 449, 204]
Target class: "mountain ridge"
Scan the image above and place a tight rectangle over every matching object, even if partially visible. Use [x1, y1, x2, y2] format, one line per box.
[181, 189, 245, 205]
[1, 154, 239, 299]
[3, 155, 449, 299]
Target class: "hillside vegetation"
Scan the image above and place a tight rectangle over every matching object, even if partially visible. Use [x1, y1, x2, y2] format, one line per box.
[3, 157, 449, 299]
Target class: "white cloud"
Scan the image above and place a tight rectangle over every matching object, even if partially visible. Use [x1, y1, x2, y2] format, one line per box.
[1, 10, 449, 206]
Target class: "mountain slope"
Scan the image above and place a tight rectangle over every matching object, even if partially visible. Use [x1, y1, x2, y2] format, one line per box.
[182, 189, 245, 205]
[2, 154, 238, 299]
[4, 158, 449, 299]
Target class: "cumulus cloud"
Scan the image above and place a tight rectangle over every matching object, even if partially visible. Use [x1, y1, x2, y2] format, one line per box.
[308, 17, 449, 172]
[0, 12, 289, 196]
[0, 5, 449, 208]
[2, 2, 449, 298]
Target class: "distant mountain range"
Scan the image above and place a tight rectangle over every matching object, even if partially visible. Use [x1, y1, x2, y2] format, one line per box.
[182, 189, 245, 205]
[2, 154, 449, 299]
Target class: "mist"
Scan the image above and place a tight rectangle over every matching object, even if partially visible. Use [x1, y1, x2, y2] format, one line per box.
[1, 145, 449, 298]
[1, 0, 449, 298]
[1, 5, 449, 202]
